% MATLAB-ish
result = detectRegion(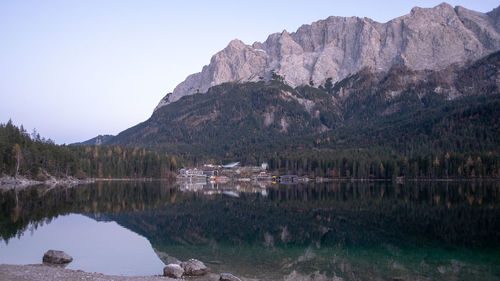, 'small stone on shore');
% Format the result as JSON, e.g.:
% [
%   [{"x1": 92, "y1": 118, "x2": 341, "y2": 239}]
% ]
[
  {"x1": 219, "y1": 273, "x2": 242, "y2": 281},
  {"x1": 42, "y1": 250, "x2": 73, "y2": 264},
  {"x1": 163, "y1": 264, "x2": 184, "y2": 278},
  {"x1": 180, "y1": 259, "x2": 208, "y2": 276}
]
